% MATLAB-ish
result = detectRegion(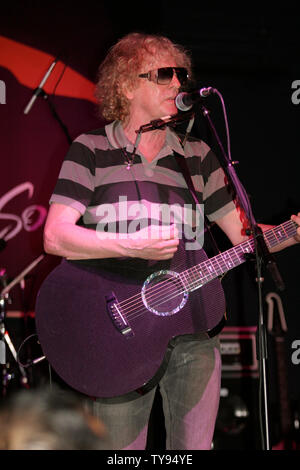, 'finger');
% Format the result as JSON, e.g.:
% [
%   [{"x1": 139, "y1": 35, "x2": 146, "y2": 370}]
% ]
[
  {"x1": 160, "y1": 224, "x2": 179, "y2": 240},
  {"x1": 157, "y1": 238, "x2": 179, "y2": 251},
  {"x1": 291, "y1": 214, "x2": 300, "y2": 224}
]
